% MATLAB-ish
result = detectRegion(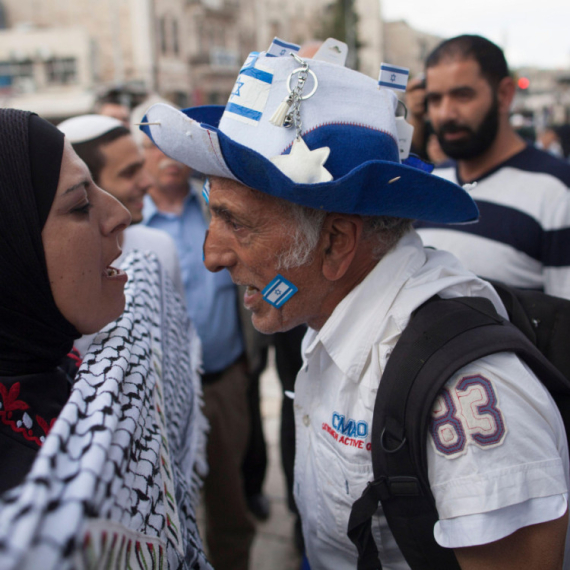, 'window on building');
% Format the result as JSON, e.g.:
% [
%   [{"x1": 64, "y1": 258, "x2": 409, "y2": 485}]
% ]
[
  {"x1": 172, "y1": 19, "x2": 179, "y2": 55},
  {"x1": 0, "y1": 59, "x2": 34, "y2": 90},
  {"x1": 0, "y1": 61, "x2": 12, "y2": 88},
  {"x1": 208, "y1": 91, "x2": 222, "y2": 105},
  {"x1": 45, "y1": 58, "x2": 77, "y2": 85},
  {"x1": 160, "y1": 16, "x2": 168, "y2": 54},
  {"x1": 173, "y1": 91, "x2": 188, "y2": 108}
]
